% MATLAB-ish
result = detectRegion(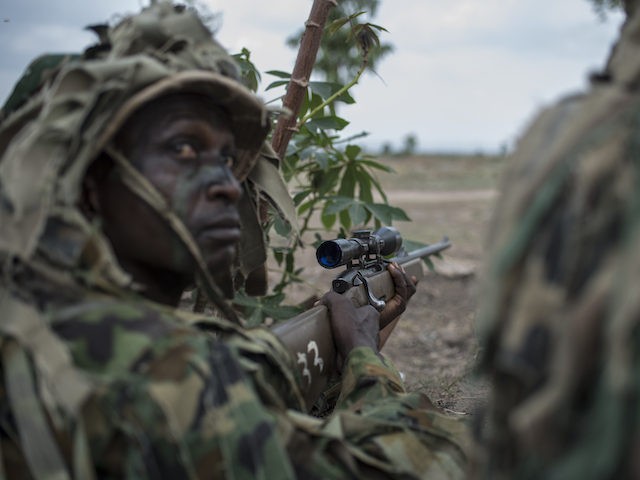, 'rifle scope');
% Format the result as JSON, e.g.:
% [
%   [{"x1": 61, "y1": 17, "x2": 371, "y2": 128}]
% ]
[{"x1": 316, "y1": 226, "x2": 402, "y2": 269}]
